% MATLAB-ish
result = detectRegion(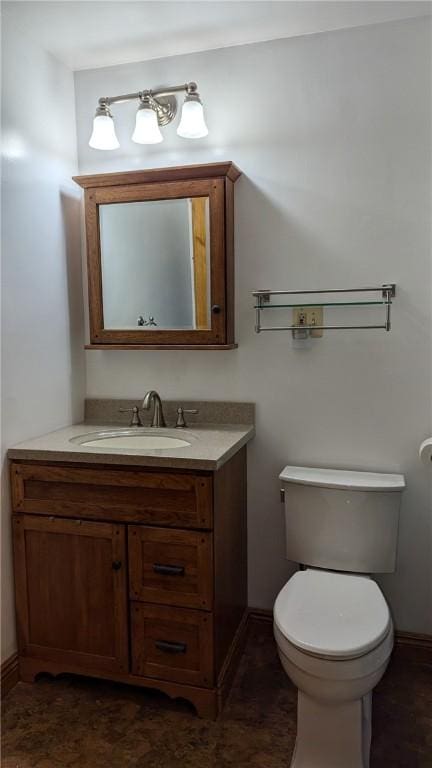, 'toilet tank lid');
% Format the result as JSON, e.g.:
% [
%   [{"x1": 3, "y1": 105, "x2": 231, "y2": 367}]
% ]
[{"x1": 279, "y1": 466, "x2": 406, "y2": 491}]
